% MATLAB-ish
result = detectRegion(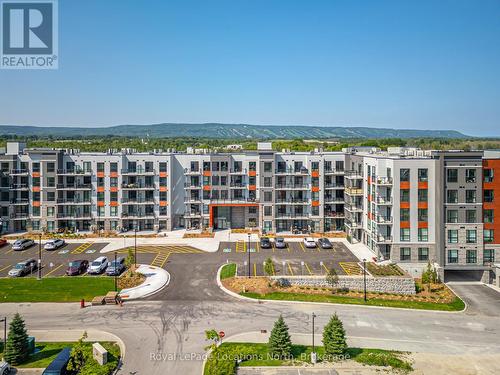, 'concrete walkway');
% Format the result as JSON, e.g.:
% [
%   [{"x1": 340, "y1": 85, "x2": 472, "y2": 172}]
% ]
[{"x1": 119, "y1": 264, "x2": 170, "y2": 300}]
